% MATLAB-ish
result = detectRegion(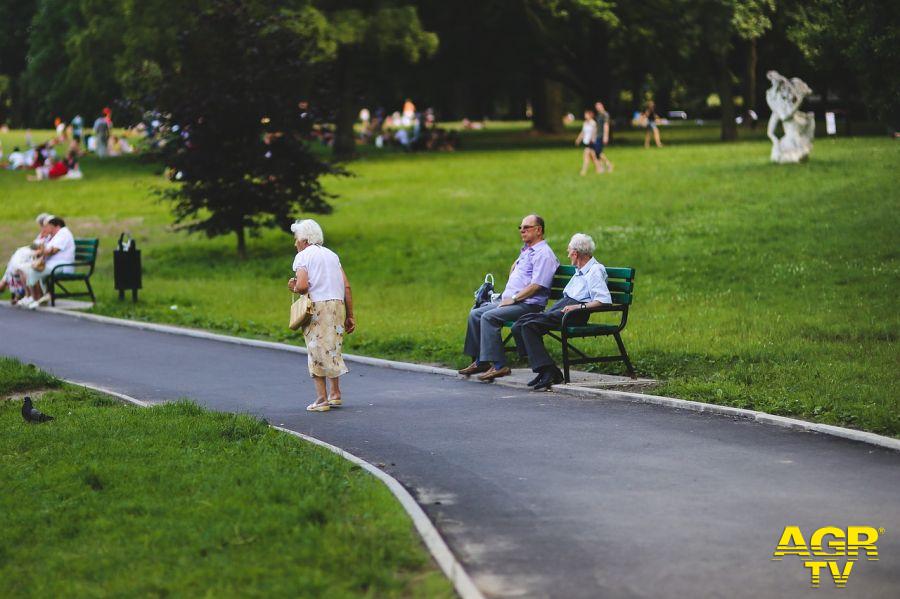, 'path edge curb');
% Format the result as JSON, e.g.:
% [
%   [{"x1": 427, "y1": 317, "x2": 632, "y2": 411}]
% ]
[
  {"x1": 66, "y1": 379, "x2": 484, "y2": 599},
  {"x1": 552, "y1": 384, "x2": 900, "y2": 452},
  {"x1": 36, "y1": 306, "x2": 899, "y2": 453}
]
